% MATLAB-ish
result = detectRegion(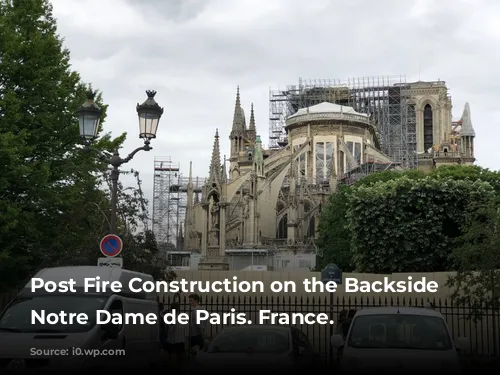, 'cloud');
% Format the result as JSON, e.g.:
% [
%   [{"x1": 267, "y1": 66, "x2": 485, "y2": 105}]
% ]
[
  {"x1": 51, "y1": 0, "x2": 500, "y2": 219},
  {"x1": 124, "y1": 0, "x2": 210, "y2": 22}
]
